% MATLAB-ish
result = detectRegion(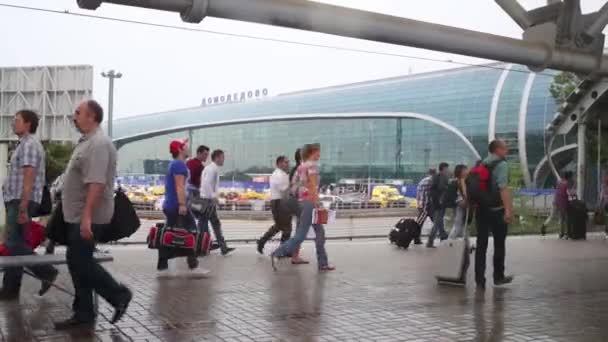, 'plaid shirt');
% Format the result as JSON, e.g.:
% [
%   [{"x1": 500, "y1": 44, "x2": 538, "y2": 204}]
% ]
[
  {"x1": 2, "y1": 134, "x2": 45, "y2": 204},
  {"x1": 416, "y1": 175, "x2": 433, "y2": 210}
]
